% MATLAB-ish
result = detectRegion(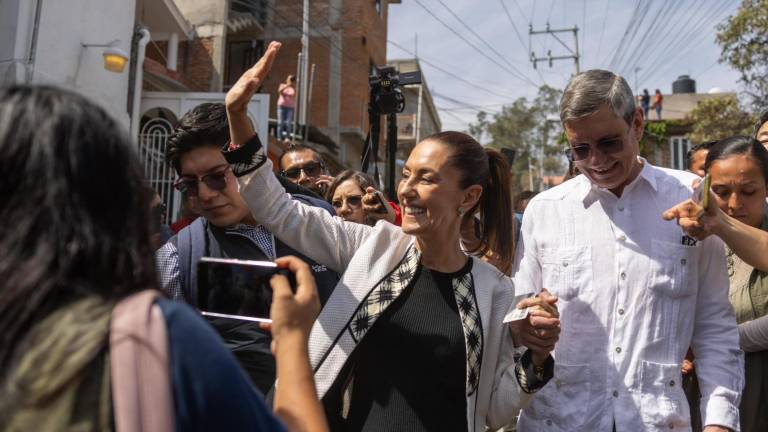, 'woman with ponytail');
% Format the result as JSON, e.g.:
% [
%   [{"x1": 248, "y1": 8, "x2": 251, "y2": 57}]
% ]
[{"x1": 221, "y1": 41, "x2": 560, "y2": 432}]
